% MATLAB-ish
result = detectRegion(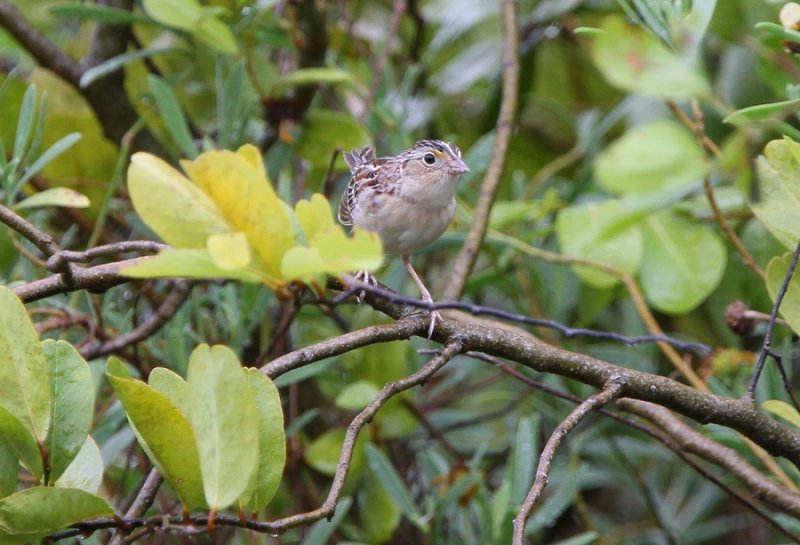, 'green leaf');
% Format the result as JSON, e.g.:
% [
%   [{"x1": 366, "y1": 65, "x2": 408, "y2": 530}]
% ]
[
  {"x1": 507, "y1": 415, "x2": 539, "y2": 507},
  {"x1": 364, "y1": 443, "x2": 427, "y2": 530},
  {"x1": 80, "y1": 47, "x2": 172, "y2": 89},
  {"x1": 148, "y1": 367, "x2": 189, "y2": 415},
  {"x1": 640, "y1": 211, "x2": 726, "y2": 314},
  {"x1": 240, "y1": 369, "x2": 285, "y2": 511},
  {"x1": 295, "y1": 110, "x2": 372, "y2": 177},
  {"x1": 0, "y1": 287, "x2": 51, "y2": 443},
  {"x1": 0, "y1": 404, "x2": 40, "y2": 480},
  {"x1": 106, "y1": 357, "x2": 205, "y2": 509},
  {"x1": 13, "y1": 85, "x2": 35, "y2": 162},
  {"x1": 148, "y1": 75, "x2": 199, "y2": 158},
  {"x1": 55, "y1": 436, "x2": 103, "y2": 494},
  {"x1": 360, "y1": 470, "x2": 402, "y2": 544},
  {"x1": 218, "y1": 62, "x2": 247, "y2": 149},
  {"x1": 595, "y1": 120, "x2": 706, "y2": 195},
  {"x1": 766, "y1": 253, "x2": 800, "y2": 336},
  {"x1": 193, "y1": 12, "x2": 238, "y2": 54},
  {"x1": 42, "y1": 340, "x2": 93, "y2": 483},
  {"x1": 555, "y1": 200, "x2": 643, "y2": 288},
  {"x1": 142, "y1": 0, "x2": 203, "y2": 29},
  {"x1": 589, "y1": 16, "x2": 710, "y2": 100},
  {"x1": 552, "y1": 532, "x2": 601, "y2": 545},
  {"x1": 18, "y1": 133, "x2": 82, "y2": 186},
  {"x1": 756, "y1": 21, "x2": 800, "y2": 46},
  {"x1": 724, "y1": 98, "x2": 800, "y2": 125},
  {"x1": 763, "y1": 399, "x2": 800, "y2": 428},
  {"x1": 0, "y1": 443, "x2": 15, "y2": 499},
  {"x1": 14, "y1": 188, "x2": 90, "y2": 210},
  {"x1": 126, "y1": 152, "x2": 231, "y2": 248},
  {"x1": 752, "y1": 138, "x2": 800, "y2": 251},
  {"x1": 0, "y1": 487, "x2": 113, "y2": 537},
  {"x1": 334, "y1": 381, "x2": 380, "y2": 411},
  {"x1": 305, "y1": 428, "x2": 365, "y2": 477},
  {"x1": 49, "y1": 4, "x2": 154, "y2": 25},
  {"x1": 186, "y1": 345, "x2": 258, "y2": 510},
  {"x1": 301, "y1": 496, "x2": 353, "y2": 545},
  {"x1": 273, "y1": 68, "x2": 353, "y2": 91}
]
